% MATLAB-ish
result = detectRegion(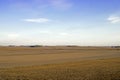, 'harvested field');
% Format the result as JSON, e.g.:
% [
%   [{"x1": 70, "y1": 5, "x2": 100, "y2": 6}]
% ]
[
  {"x1": 0, "y1": 46, "x2": 120, "y2": 80},
  {"x1": 0, "y1": 57, "x2": 120, "y2": 80},
  {"x1": 0, "y1": 46, "x2": 120, "y2": 67}
]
